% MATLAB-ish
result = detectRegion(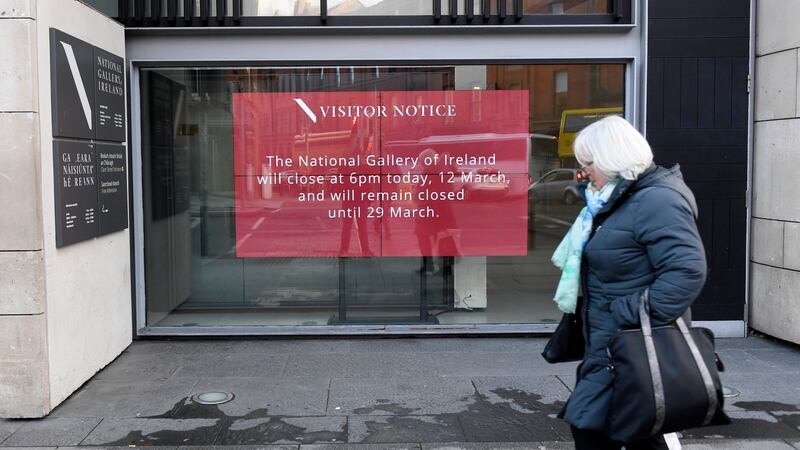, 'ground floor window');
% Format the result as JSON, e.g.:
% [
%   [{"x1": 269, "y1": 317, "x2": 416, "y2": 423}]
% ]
[{"x1": 139, "y1": 63, "x2": 624, "y2": 329}]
